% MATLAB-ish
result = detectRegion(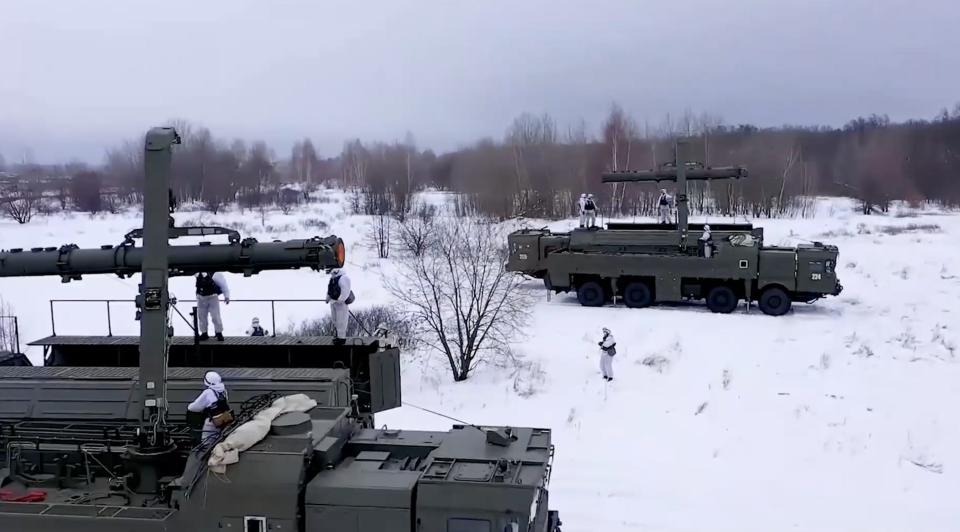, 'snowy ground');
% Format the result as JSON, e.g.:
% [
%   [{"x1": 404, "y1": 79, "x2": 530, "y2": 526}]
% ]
[{"x1": 2, "y1": 194, "x2": 959, "y2": 532}]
